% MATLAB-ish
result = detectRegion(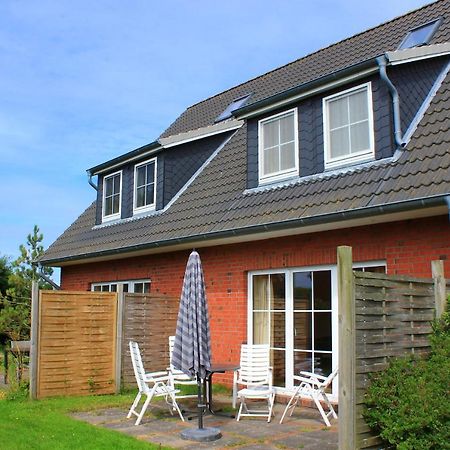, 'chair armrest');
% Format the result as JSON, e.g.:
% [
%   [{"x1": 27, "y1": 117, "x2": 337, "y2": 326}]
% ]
[
  {"x1": 293, "y1": 375, "x2": 321, "y2": 387},
  {"x1": 145, "y1": 371, "x2": 169, "y2": 382},
  {"x1": 299, "y1": 371, "x2": 327, "y2": 381}
]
